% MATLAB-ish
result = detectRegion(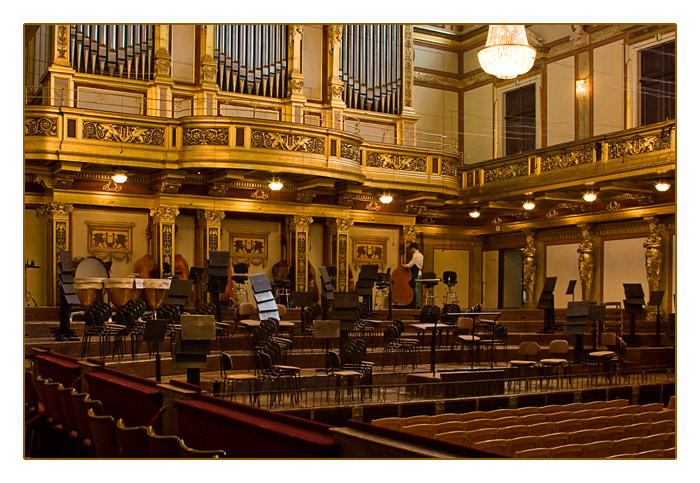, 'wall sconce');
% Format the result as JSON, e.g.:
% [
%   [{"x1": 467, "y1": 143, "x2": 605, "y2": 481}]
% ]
[
  {"x1": 654, "y1": 180, "x2": 671, "y2": 192},
  {"x1": 576, "y1": 79, "x2": 588, "y2": 96},
  {"x1": 379, "y1": 193, "x2": 393, "y2": 204},
  {"x1": 111, "y1": 172, "x2": 128, "y2": 184},
  {"x1": 469, "y1": 207, "x2": 481, "y2": 218},
  {"x1": 522, "y1": 200, "x2": 535, "y2": 210},
  {"x1": 268, "y1": 178, "x2": 283, "y2": 191},
  {"x1": 583, "y1": 190, "x2": 597, "y2": 202}
]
